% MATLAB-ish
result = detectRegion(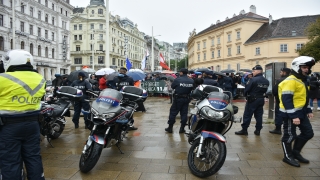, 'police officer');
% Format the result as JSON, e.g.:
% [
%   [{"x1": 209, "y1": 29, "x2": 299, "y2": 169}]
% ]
[
  {"x1": 235, "y1": 65, "x2": 269, "y2": 136},
  {"x1": 279, "y1": 56, "x2": 315, "y2": 167},
  {"x1": 203, "y1": 71, "x2": 218, "y2": 86},
  {"x1": 0, "y1": 50, "x2": 45, "y2": 179},
  {"x1": 71, "y1": 72, "x2": 92, "y2": 128},
  {"x1": 270, "y1": 67, "x2": 291, "y2": 134},
  {"x1": 165, "y1": 68, "x2": 194, "y2": 133}
]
